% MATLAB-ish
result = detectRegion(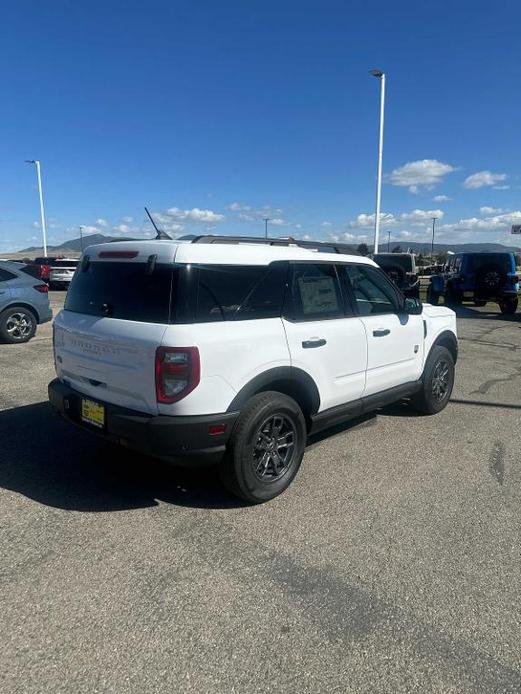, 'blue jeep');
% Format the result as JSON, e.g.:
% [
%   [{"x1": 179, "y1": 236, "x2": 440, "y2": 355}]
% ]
[{"x1": 427, "y1": 252, "x2": 519, "y2": 314}]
